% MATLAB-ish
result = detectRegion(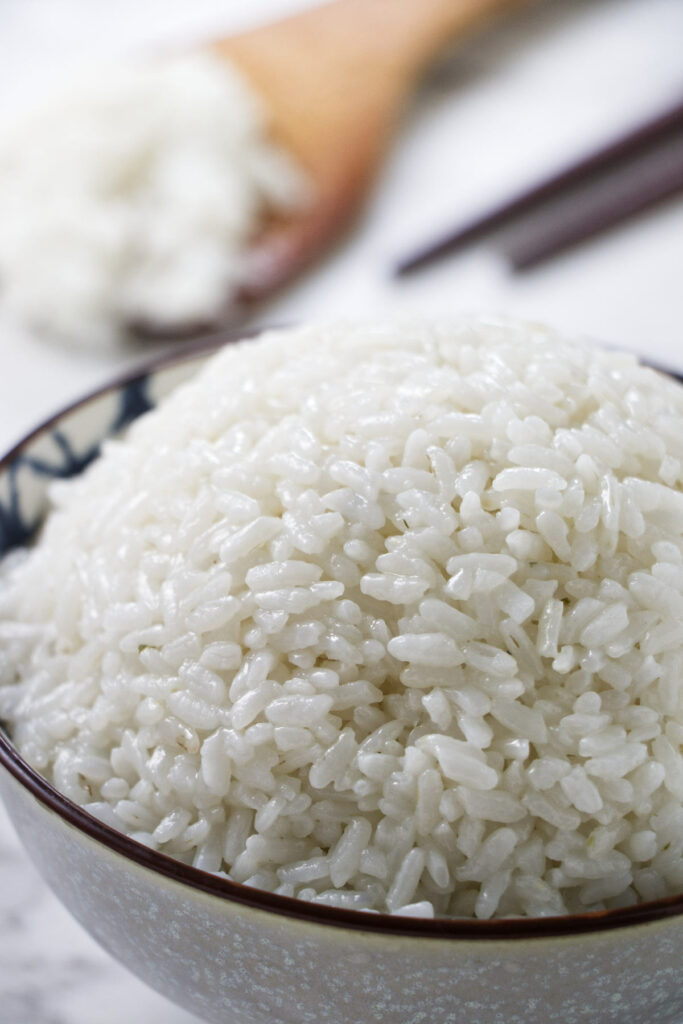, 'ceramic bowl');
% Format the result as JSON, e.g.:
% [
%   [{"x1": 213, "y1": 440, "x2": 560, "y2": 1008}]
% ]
[{"x1": 0, "y1": 338, "x2": 682, "y2": 1024}]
